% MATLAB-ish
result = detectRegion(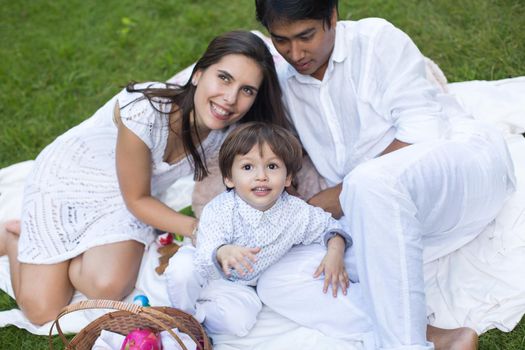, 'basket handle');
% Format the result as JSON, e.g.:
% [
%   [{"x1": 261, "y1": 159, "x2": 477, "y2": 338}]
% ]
[{"x1": 49, "y1": 299, "x2": 198, "y2": 350}]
